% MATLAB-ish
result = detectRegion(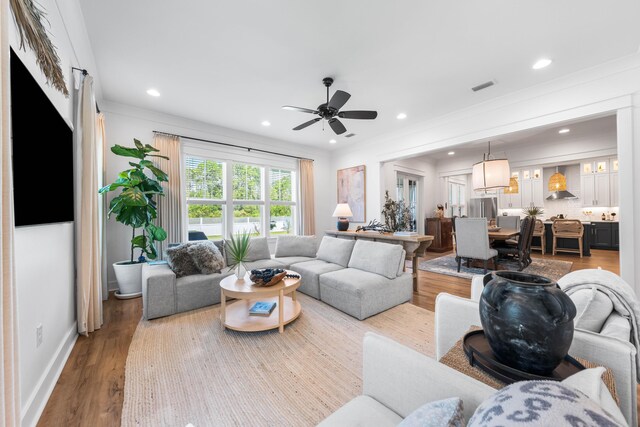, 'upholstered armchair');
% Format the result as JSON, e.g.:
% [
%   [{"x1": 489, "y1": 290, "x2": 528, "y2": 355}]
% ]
[{"x1": 454, "y1": 218, "x2": 498, "y2": 274}]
